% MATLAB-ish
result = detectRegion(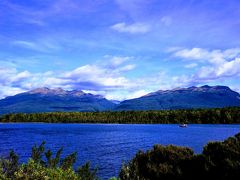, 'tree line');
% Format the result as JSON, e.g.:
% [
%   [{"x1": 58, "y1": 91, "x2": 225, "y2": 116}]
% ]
[{"x1": 0, "y1": 107, "x2": 240, "y2": 124}]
